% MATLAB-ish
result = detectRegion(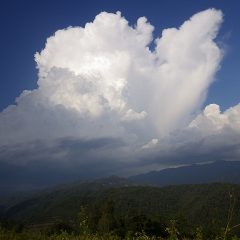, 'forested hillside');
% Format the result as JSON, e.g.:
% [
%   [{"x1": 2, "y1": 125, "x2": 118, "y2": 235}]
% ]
[{"x1": 1, "y1": 178, "x2": 240, "y2": 239}]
